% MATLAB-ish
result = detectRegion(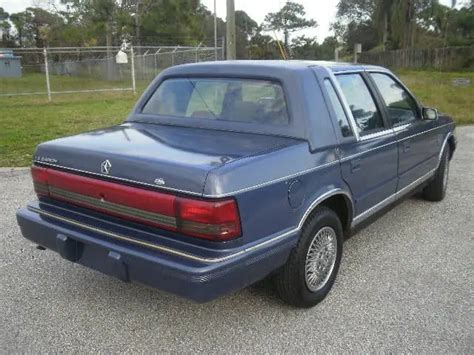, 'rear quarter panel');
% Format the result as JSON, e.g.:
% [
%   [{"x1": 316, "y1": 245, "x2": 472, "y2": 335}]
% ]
[{"x1": 205, "y1": 142, "x2": 353, "y2": 247}]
